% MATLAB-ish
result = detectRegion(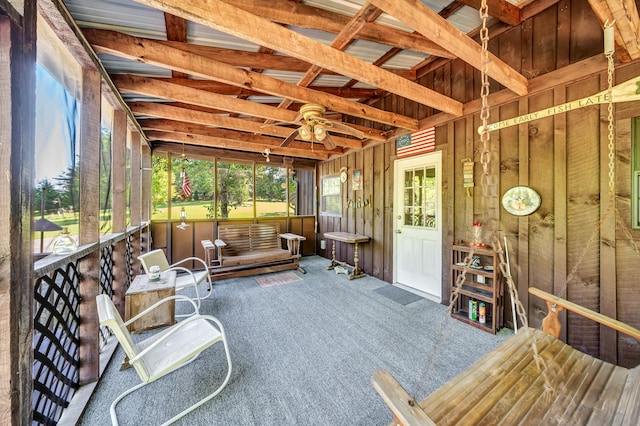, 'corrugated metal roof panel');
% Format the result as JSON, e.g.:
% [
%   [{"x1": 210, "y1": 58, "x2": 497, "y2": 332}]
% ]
[
  {"x1": 98, "y1": 54, "x2": 171, "y2": 77},
  {"x1": 66, "y1": 0, "x2": 167, "y2": 39}
]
